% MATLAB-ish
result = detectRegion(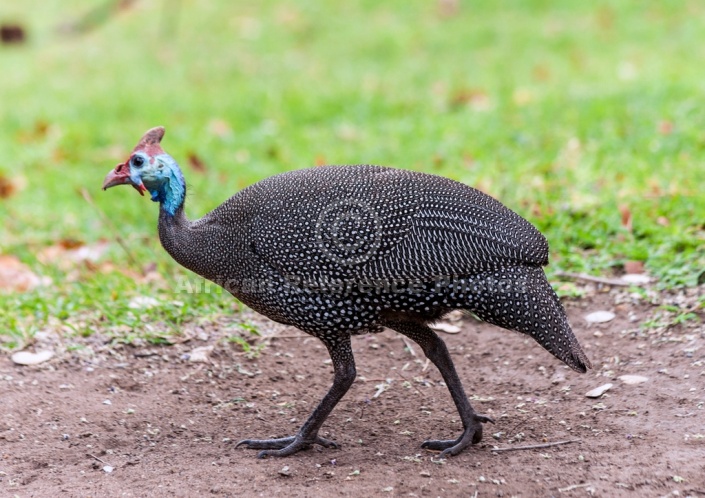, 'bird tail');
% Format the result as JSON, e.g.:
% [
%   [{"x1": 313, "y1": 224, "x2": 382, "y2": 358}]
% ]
[{"x1": 467, "y1": 266, "x2": 591, "y2": 373}]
